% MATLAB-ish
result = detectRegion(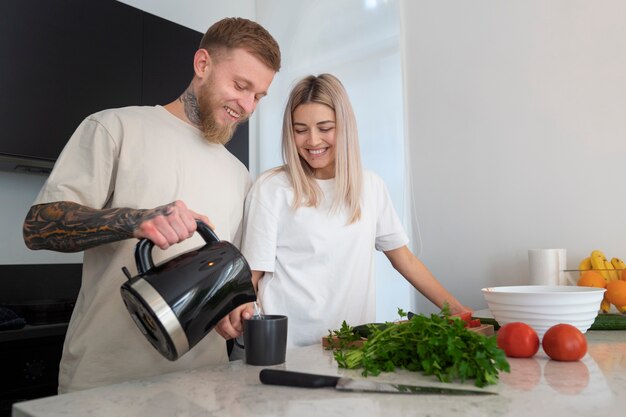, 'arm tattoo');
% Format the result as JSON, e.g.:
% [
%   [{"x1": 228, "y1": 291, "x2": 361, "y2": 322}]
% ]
[
  {"x1": 23, "y1": 201, "x2": 174, "y2": 253},
  {"x1": 179, "y1": 86, "x2": 202, "y2": 126}
]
